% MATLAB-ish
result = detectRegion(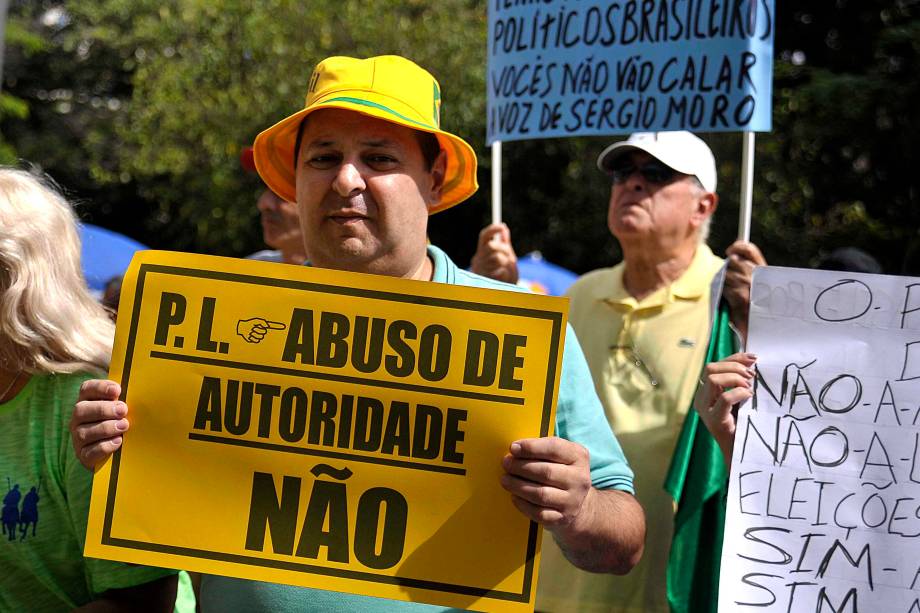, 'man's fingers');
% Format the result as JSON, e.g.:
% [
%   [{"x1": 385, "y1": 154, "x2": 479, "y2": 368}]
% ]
[
  {"x1": 704, "y1": 359, "x2": 754, "y2": 375},
  {"x1": 71, "y1": 399, "x2": 128, "y2": 428},
  {"x1": 509, "y1": 495, "x2": 566, "y2": 526},
  {"x1": 502, "y1": 456, "x2": 572, "y2": 488},
  {"x1": 266, "y1": 320, "x2": 286, "y2": 330},
  {"x1": 77, "y1": 437, "x2": 124, "y2": 470},
  {"x1": 509, "y1": 437, "x2": 587, "y2": 465},
  {"x1": 78, "y1": 379, "x2": 121, "y2": 403},
  {"x1": 697, "y1": 387, "x2": 752, "y2": 425},
  {"x1": 477, "y1": 223, "x2": 506, "y2": 247},
  {"x1": 71, "y1": 410, "x2": 129, "y2": 471},
  {"x1": 72, "y1": 417, "x2": 130, "y2": 447},
  {"x1": 705, "y1": 352, "x2": 757, "y2": 370},
  {"x1": 725, "y1": 259, "x2": 757, "y2": 284},
  {"x1": 715, "y1": 388, "x2": 753, "y2": 414},
  {"x1": 70, "y1": 391, "x2": 131, "y2": 472},
  {"x1": 481, "y1": 250, "x2": 512, "y2": 268},
  {"x1": 483, "y1": 261, "x2": 513, "y2": 277},
  {"x1": 501, "y1": 473, "x2": 568, "y2": 509},
  {"x1": 726, "y1": 257, "x2": 755, "y2": 273},
  {"x1": 697, "y1": 354, "x2": 757, "y2": 412},
  {"x1": 471, "y1": 224, "x2": 518, "y2": 283},
  {"x1": 704, "y1": 360, "x2": 755, "y2": 379},
  {"x1": 708, "y1": 372, "x2": 752, "y2": 390},
  {"x1": 726, "y1": 241, "x2": 766, "y2": 265}
]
